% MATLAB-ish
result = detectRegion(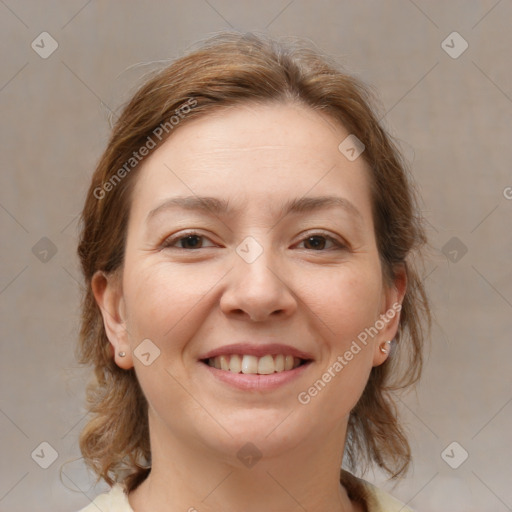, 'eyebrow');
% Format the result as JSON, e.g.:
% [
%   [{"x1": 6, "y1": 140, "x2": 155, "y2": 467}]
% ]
[{"x1": 146, "y1": 194, "x2": 364, "y2": 224}]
